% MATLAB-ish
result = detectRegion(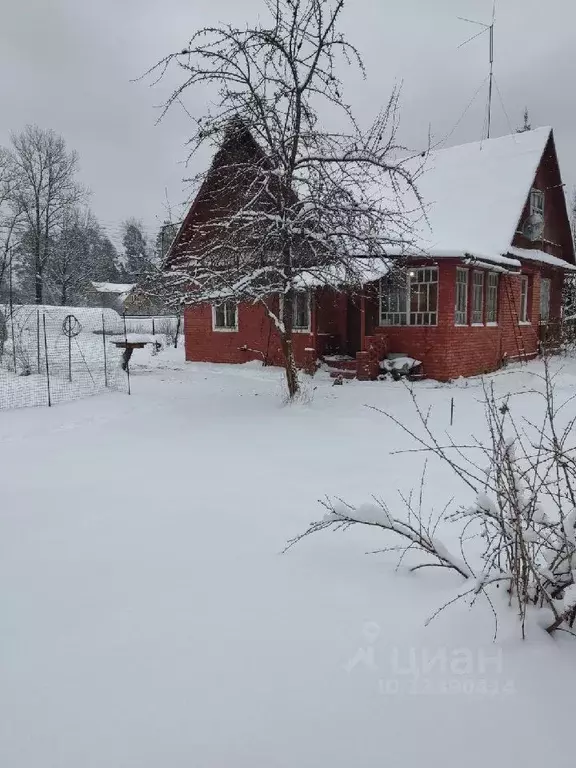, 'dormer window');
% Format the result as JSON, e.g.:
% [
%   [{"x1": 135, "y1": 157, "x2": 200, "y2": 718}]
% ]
[{"x1": 530, "y1": 188, "x2": 544, "y2": 217}]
